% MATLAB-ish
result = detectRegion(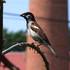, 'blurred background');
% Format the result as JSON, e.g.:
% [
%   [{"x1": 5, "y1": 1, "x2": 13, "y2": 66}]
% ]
[
  {"x1": 3, "y1": 0, "x2": 29, "y2": 51},
  {"x1": 3, "y1": 0, "x2": 70, "y2": 51},
  {"x1": 1, "y1": 0, "x2": 70, "y2": 70}
]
